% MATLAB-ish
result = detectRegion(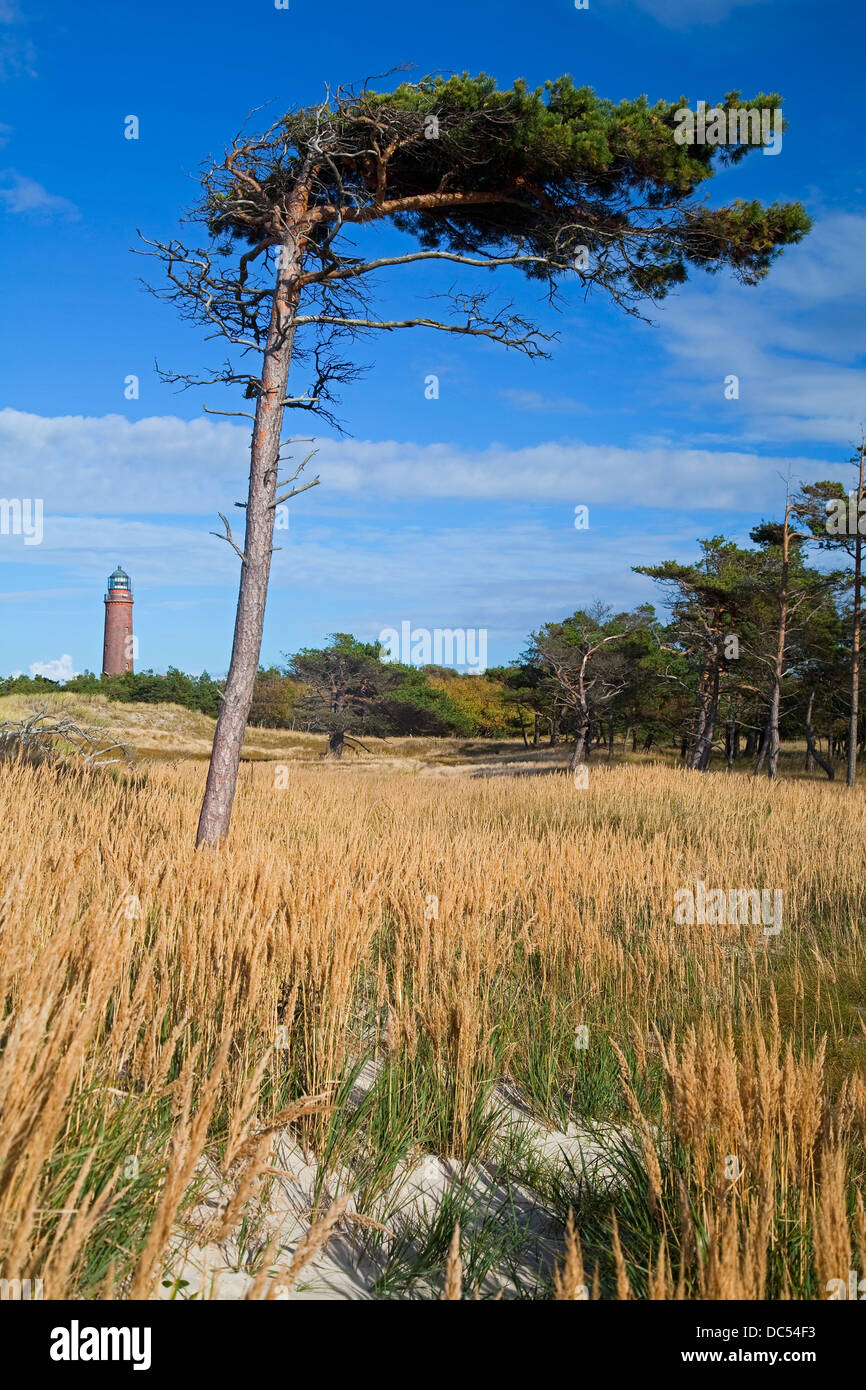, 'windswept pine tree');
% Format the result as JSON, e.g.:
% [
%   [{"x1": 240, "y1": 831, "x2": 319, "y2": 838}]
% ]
[
  {"x1": 285, "y1": 634, "x2": 469, "y2": 754},
  {"x1": 636, "y1": 539, "x2": 760, "y2": 771},
  {"x1": 795, "y1": 439, "x2": 866, "y2": 785},
  {"x1": 748, "y1": 506, "x2": 842, "y2": 780},
  {"x1": 143, "y1": 72, "x2": 810, "y2": 844},
  {"x1": 529, "y1": 604, "x2": 653, "y2": 769}
]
